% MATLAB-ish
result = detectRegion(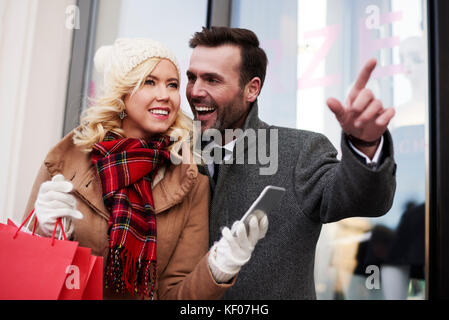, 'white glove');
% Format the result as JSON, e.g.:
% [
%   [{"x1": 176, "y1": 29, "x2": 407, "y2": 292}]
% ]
[
  {"x1": 208, "y1": 212, "x2": 268, "y2": 283},
  {"x1": 35, "y1": 174, "x2": 83, "y2": 238}
]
